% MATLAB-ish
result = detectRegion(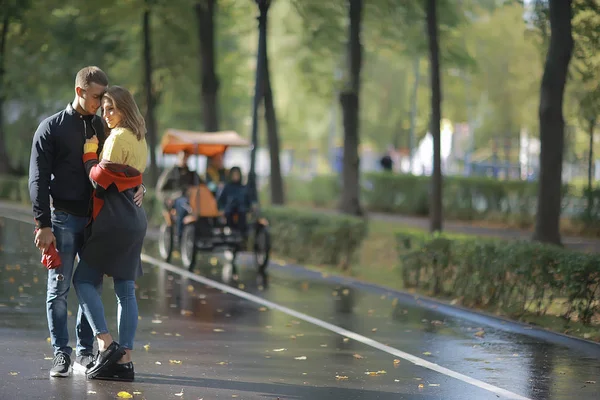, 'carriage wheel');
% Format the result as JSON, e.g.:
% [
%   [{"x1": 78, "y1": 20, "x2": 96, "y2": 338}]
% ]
[
  {"x1": 158, "y1": 223, "x2": 173, "y2": 262},
  {"x1": 254, "y1": 225, "x2": 271, "y2": 273},
  {"x1": 181, "y1": 224, "x2": 197, "y2": 271}
]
